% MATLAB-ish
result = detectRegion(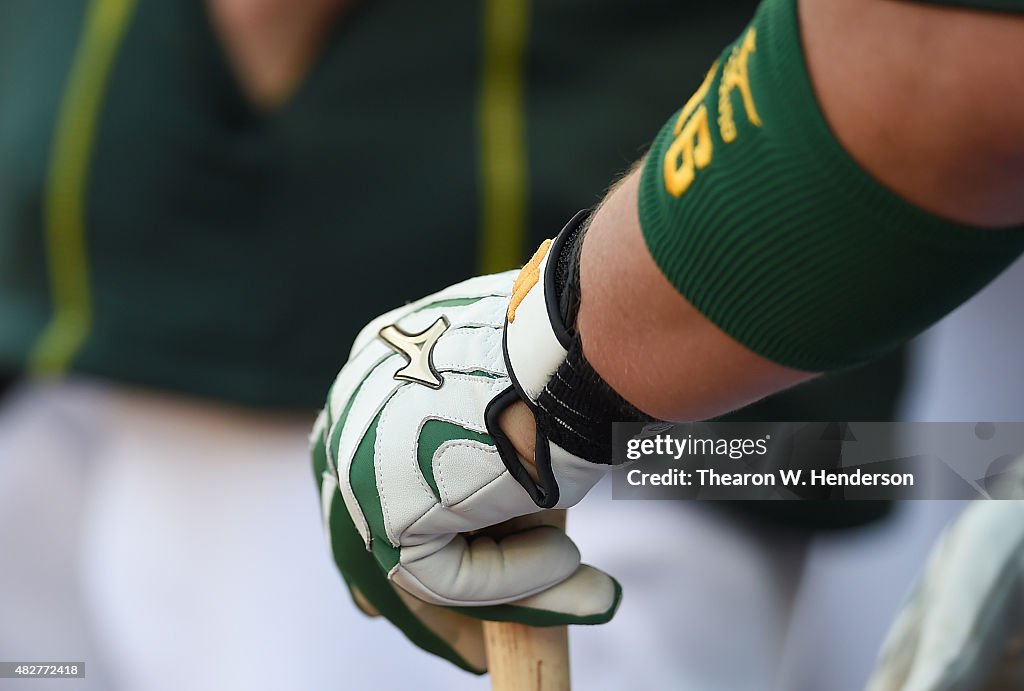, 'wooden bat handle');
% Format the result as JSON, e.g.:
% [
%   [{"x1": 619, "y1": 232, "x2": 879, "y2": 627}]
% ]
[
  {"x1": 484, "y1": 620, "x2": 569, "y2": 691},
  {"x1": 483, "y1": 510, "x2": 571, "y2": 691}
]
